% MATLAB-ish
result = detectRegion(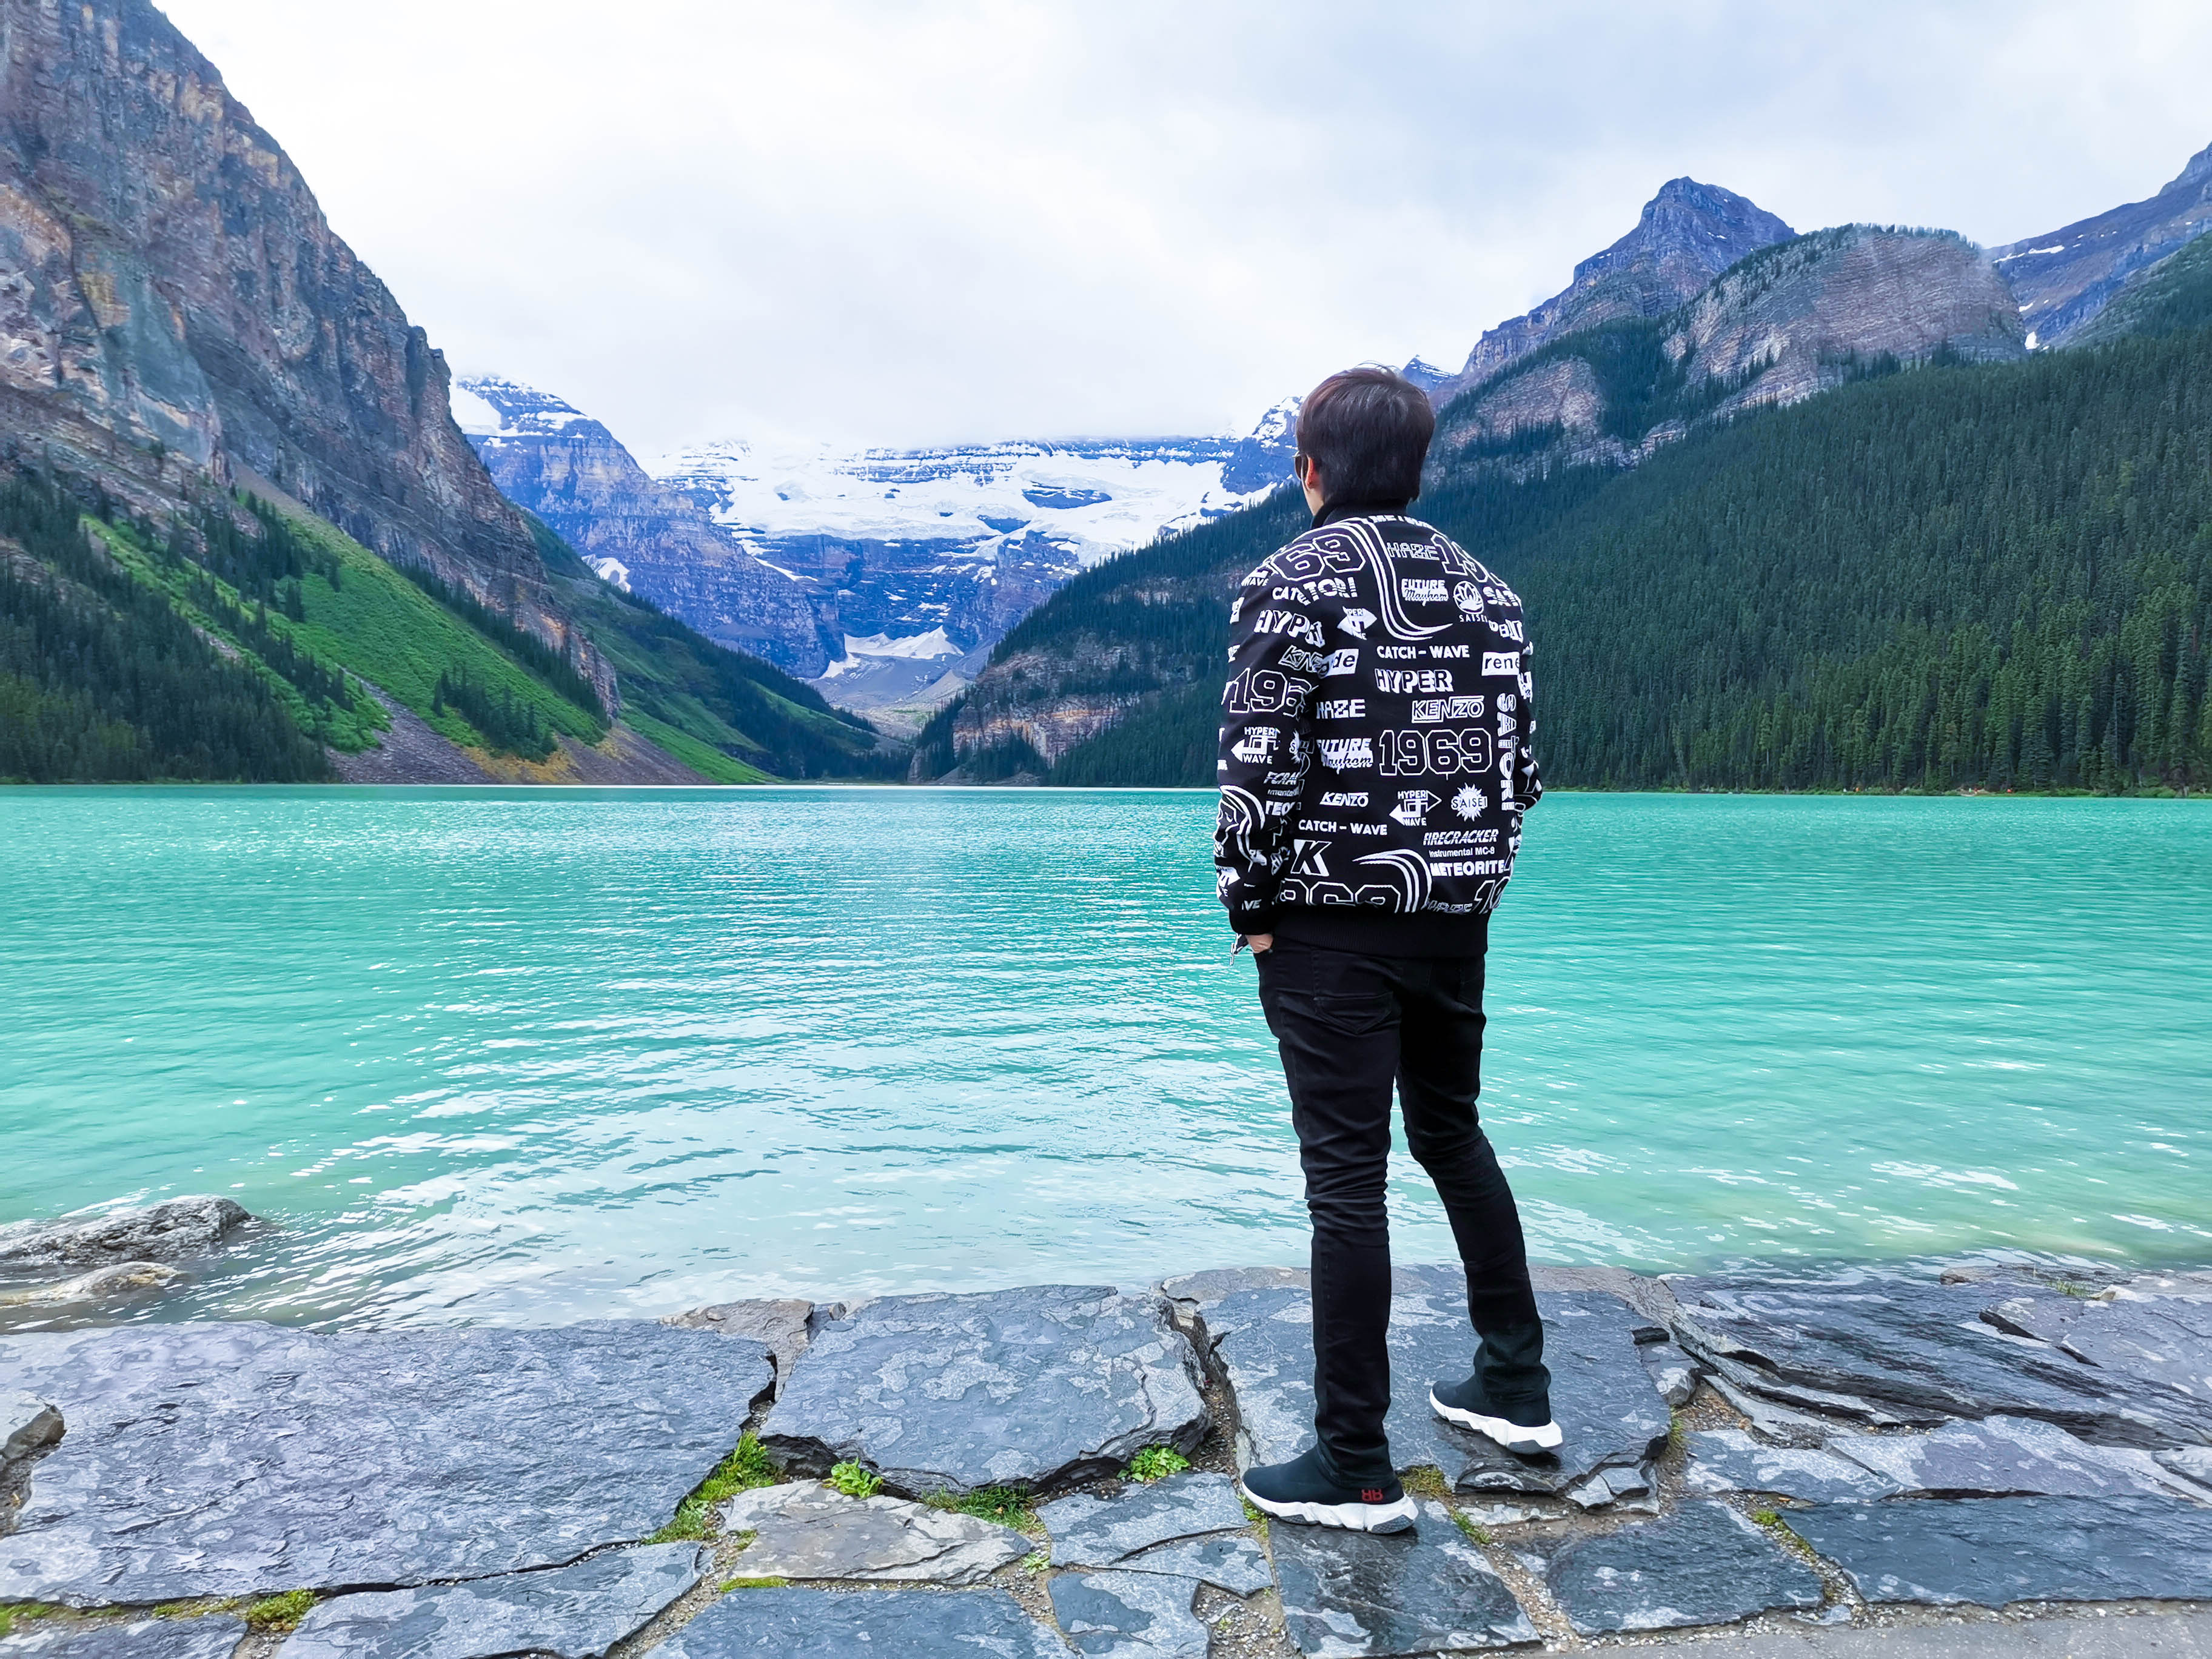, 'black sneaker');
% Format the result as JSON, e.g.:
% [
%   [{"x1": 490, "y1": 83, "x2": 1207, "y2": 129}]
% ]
[
  {"x1": 1239, "y1": 1446, "x2": 1416, "y2": 1533},
  {"x1": 1430, "y1": 1371, "x2": 1563, "y2": 1455}
]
